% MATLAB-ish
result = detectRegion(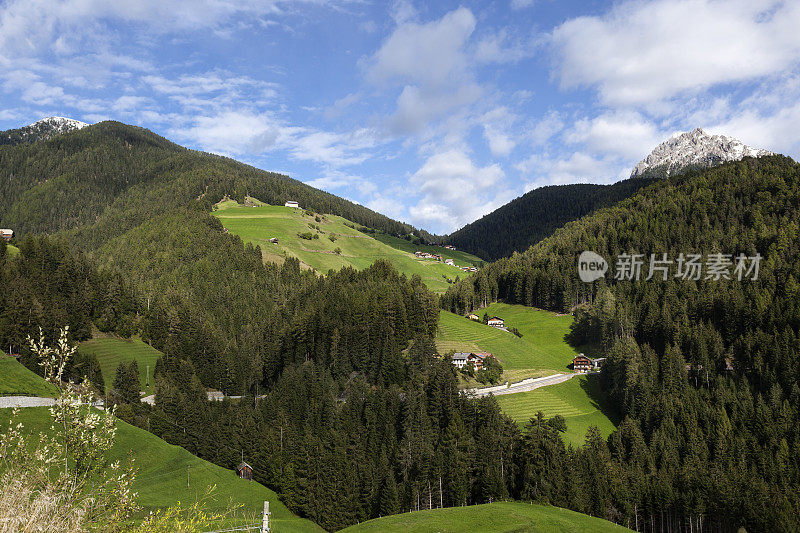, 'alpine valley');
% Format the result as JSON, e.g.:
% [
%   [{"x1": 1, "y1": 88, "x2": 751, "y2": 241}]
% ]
[{"x1": 1, "y1": 113, "x2": 798, "y2": 533}]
